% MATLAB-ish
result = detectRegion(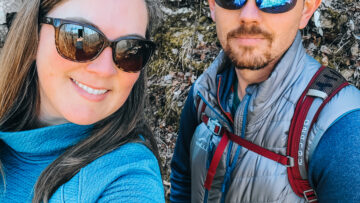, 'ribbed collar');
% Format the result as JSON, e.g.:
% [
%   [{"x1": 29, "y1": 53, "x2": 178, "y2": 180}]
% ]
[{"x1": 0, "y1": 123, "x2": 92, "y2": 155}]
